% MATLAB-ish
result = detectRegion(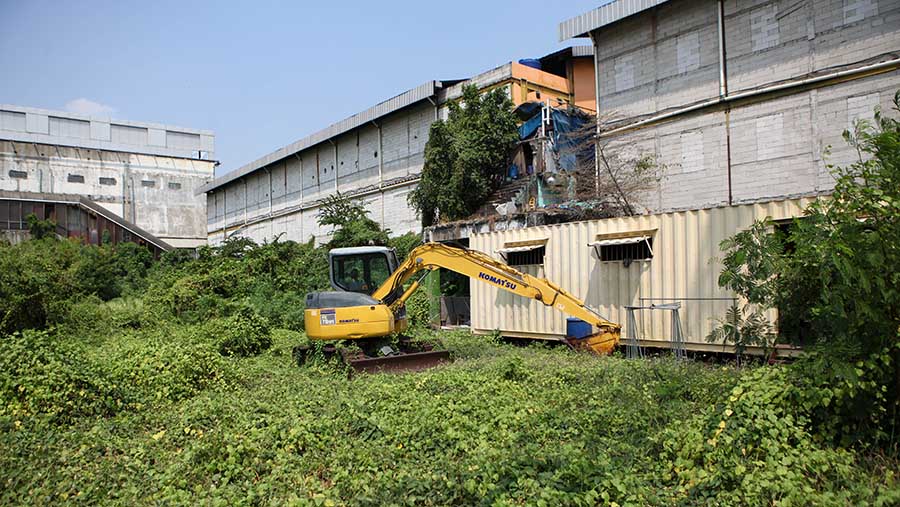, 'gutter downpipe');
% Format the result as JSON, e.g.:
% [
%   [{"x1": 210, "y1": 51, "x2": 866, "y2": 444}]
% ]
[
  {"x1": 598, "y1": 57, "x2": 900, "y2": 139},
  {"x1": 718, "y1": 0, "x2": 733, "y2": 205}
]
